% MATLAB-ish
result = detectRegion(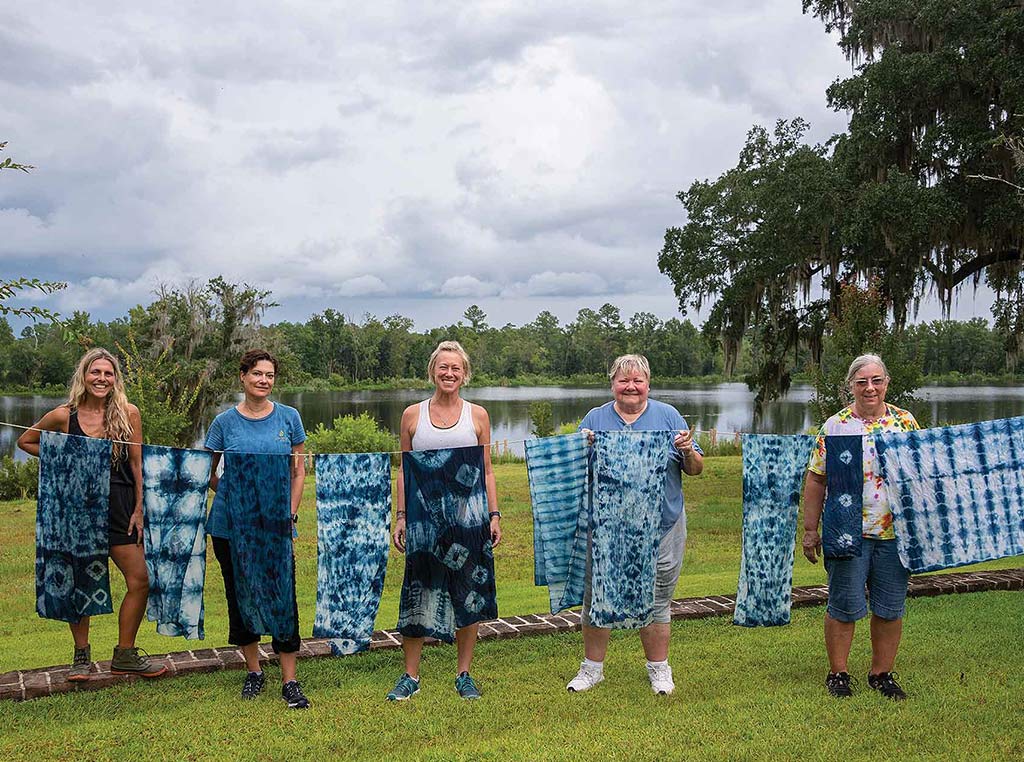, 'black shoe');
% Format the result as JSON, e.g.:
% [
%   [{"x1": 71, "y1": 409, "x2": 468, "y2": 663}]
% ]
[
  {"x1": 282, "y1": 679, "x2": 311, "y2": 709},
  {"x1": 825, "y1": 671, "x2": 853, "y2": 698},
  {"x1": 241, "y1": 671, "x2": 266, "y2": 700},
  {"x1": 868, "y1": 671, "x2": 907, "y2": 700}
]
